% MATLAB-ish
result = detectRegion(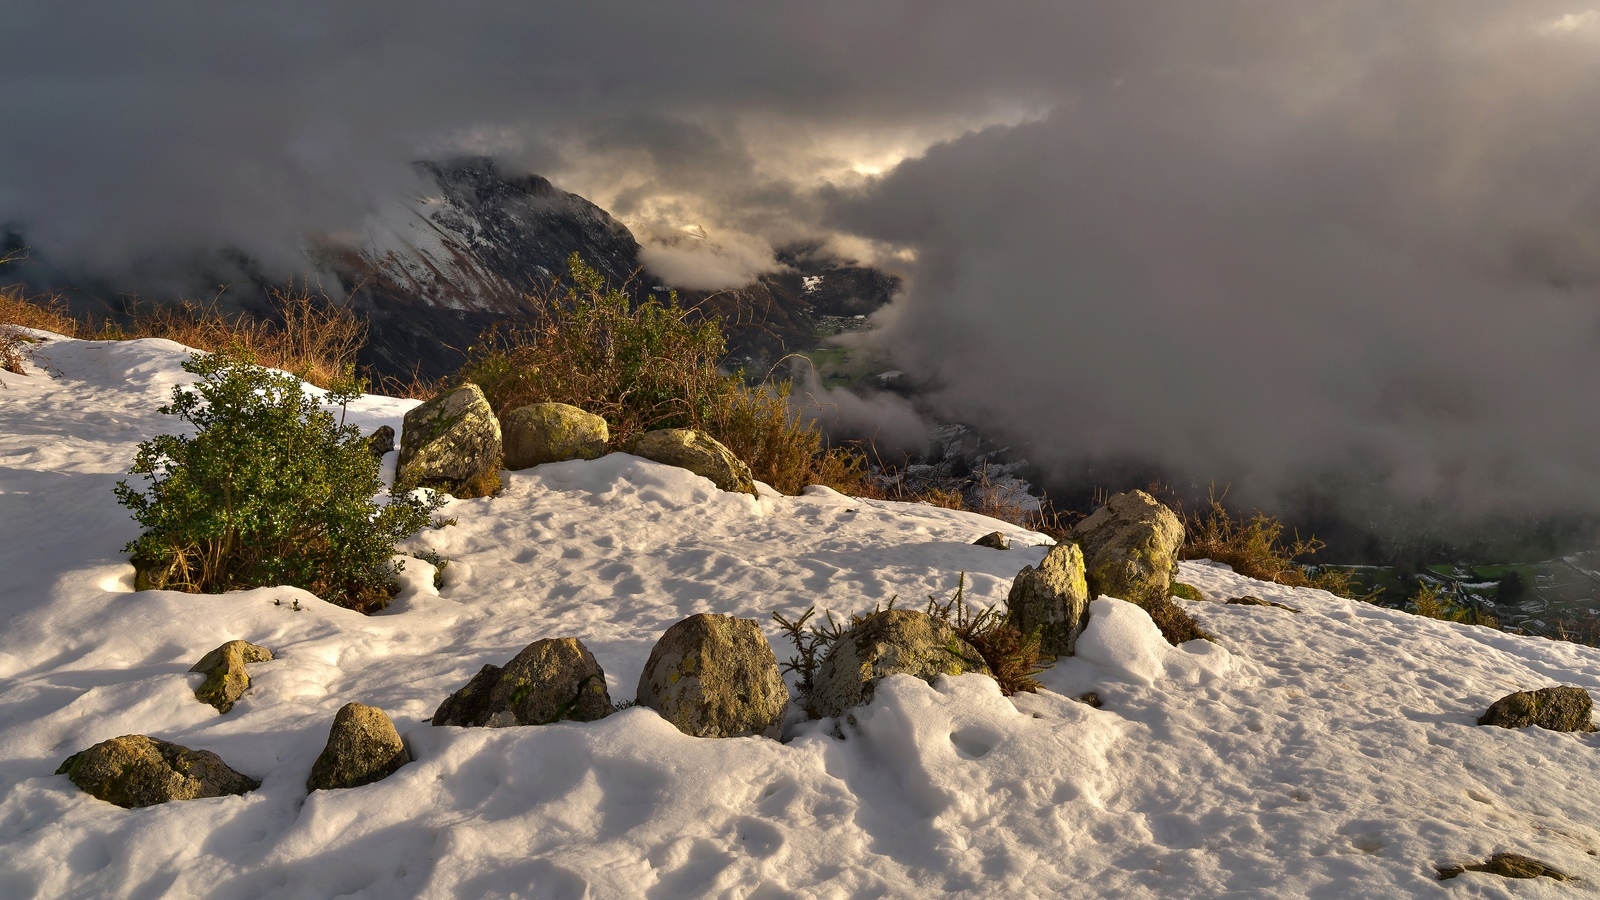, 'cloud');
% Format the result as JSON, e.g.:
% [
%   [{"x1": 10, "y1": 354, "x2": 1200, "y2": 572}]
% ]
[{"x1": 7, "y1": 1, "x2": 1600, "y2": 531}]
